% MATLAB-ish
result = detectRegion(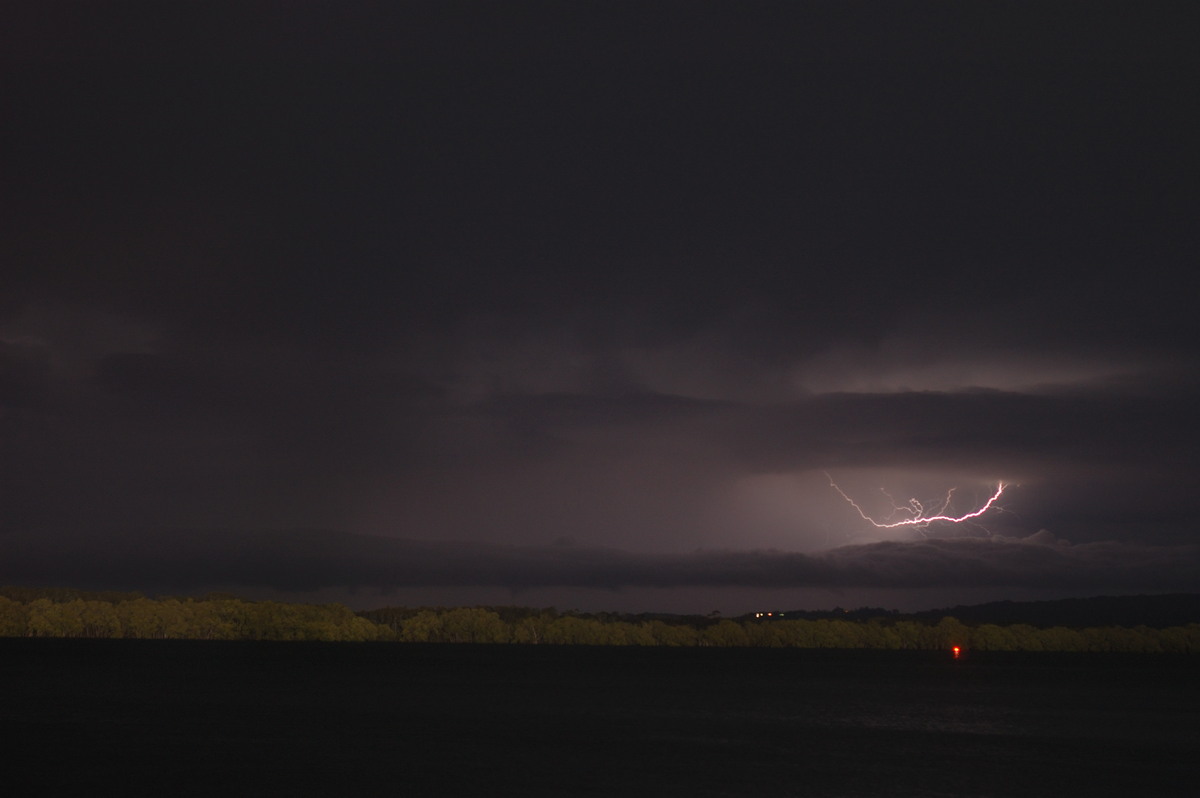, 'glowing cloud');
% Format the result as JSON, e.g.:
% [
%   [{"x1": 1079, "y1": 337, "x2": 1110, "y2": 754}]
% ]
[{"x1": 826, "y1": 473, "x2": 1007, "y2": 530}]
